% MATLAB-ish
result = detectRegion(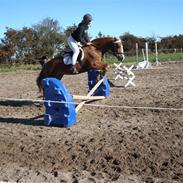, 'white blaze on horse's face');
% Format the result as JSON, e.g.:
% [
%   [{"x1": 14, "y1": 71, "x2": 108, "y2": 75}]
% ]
[{"x1": 114, "y1": 38, "x2": 125, "y2": 61}]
